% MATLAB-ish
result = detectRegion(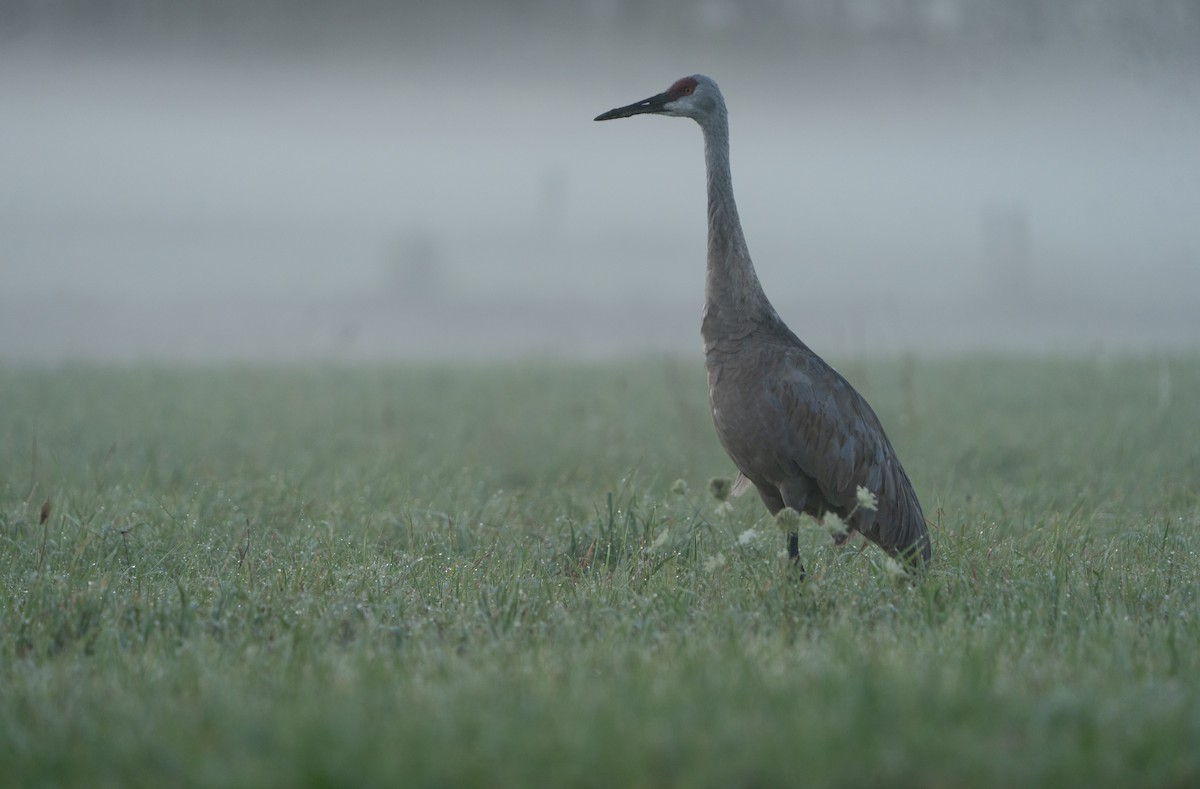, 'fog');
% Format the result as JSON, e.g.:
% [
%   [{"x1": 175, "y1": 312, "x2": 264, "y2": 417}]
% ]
[{"x1": 3, "y1": 2, "x2": 1198, "y2": 362}]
